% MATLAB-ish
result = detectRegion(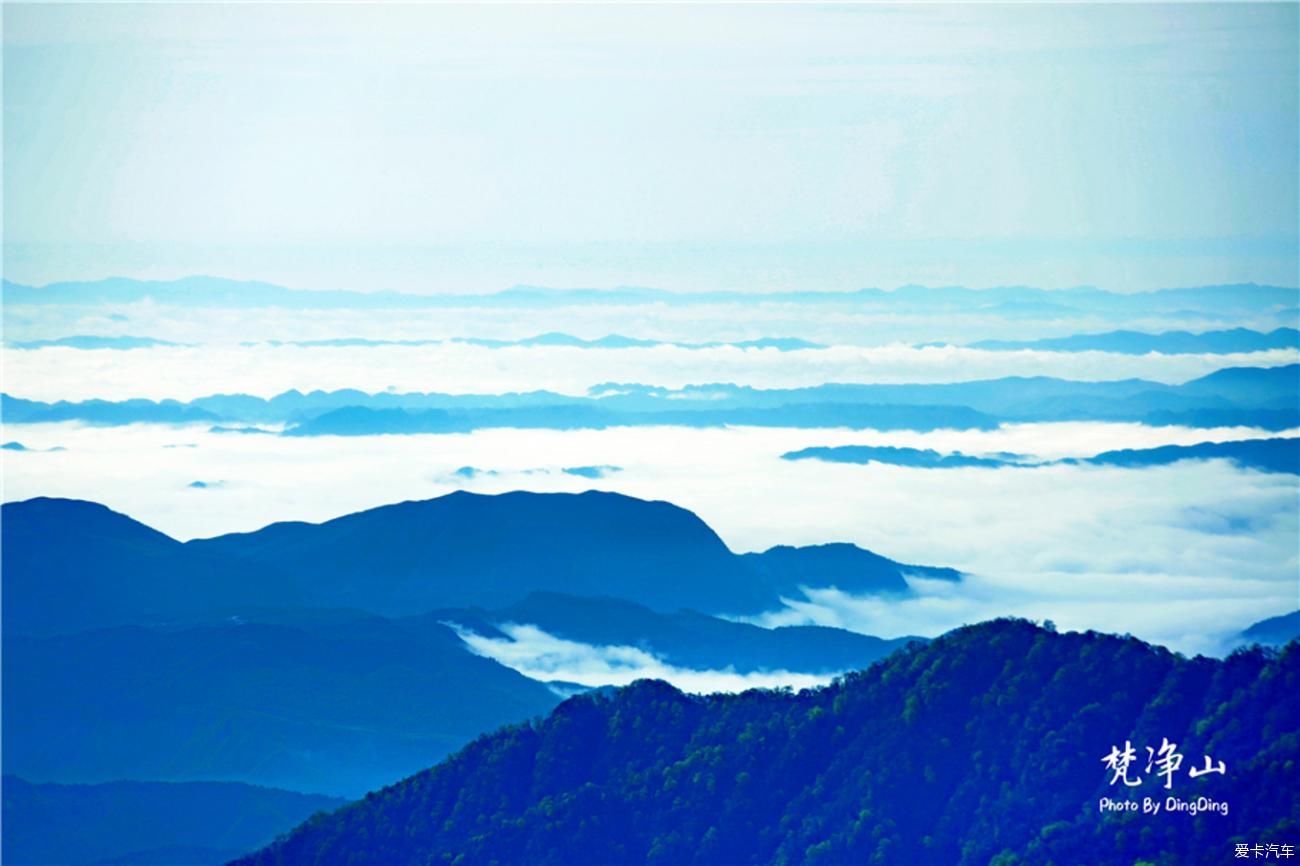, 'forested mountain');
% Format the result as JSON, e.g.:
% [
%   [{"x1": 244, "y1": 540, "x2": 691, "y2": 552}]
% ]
[
  {"x1": 5, "y1": 364, "x2": 1298, "y2": 432},
  {"x1": 2, "y1": 777, "x2": 344, "y2": 866},
  {"x1": 235, "y1": 620, "x2": 1299, "y2": 866},
  {"x1": 3, "y1": 492, "x2": 949, "y2": 635}
]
